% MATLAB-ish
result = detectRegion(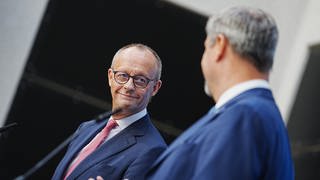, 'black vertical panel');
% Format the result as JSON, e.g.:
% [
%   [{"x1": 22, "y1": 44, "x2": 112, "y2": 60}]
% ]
[
  {"x1": 288, "y1": 44, "x2": 320, "y2": 180},
  {"x1": 0, "y1": 0, "x2": 210, "y2": 179}
]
